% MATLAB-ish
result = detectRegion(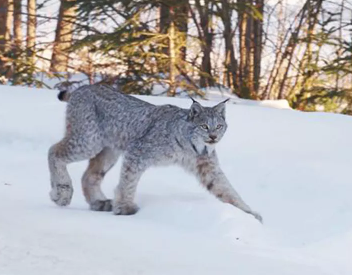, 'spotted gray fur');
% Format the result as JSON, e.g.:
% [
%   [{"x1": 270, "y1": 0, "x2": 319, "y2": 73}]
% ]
[{"x1": 48, "y1": 84, "x2": 262, "y2": 222}]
